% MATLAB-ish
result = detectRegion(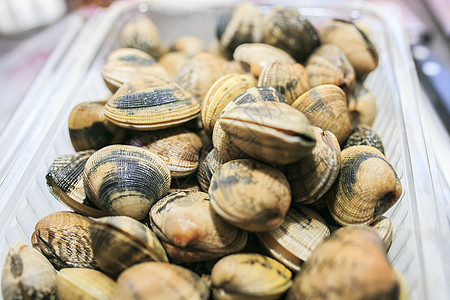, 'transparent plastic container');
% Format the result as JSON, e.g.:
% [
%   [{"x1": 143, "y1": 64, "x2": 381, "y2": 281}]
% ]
[{"x1": 0, "y1": 1, "x2": 448, "y2": 299}]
